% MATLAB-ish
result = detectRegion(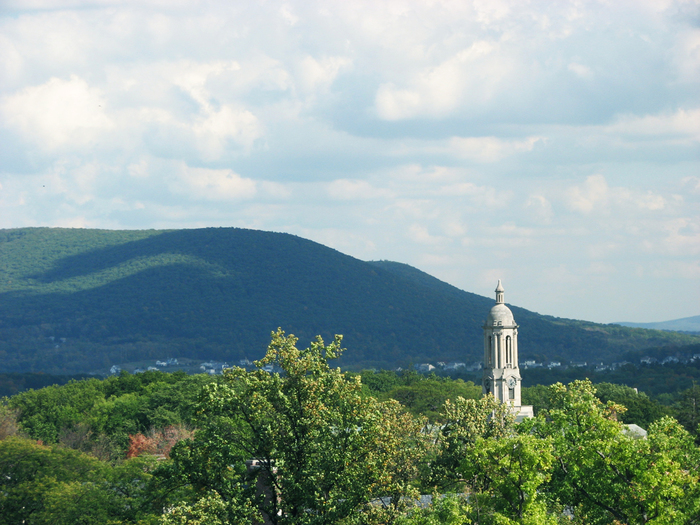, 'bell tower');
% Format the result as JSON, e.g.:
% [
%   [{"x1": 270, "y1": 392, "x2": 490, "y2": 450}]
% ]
[{"x1": 482, "y1": 280, "x2": 533, "y2": 420}]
